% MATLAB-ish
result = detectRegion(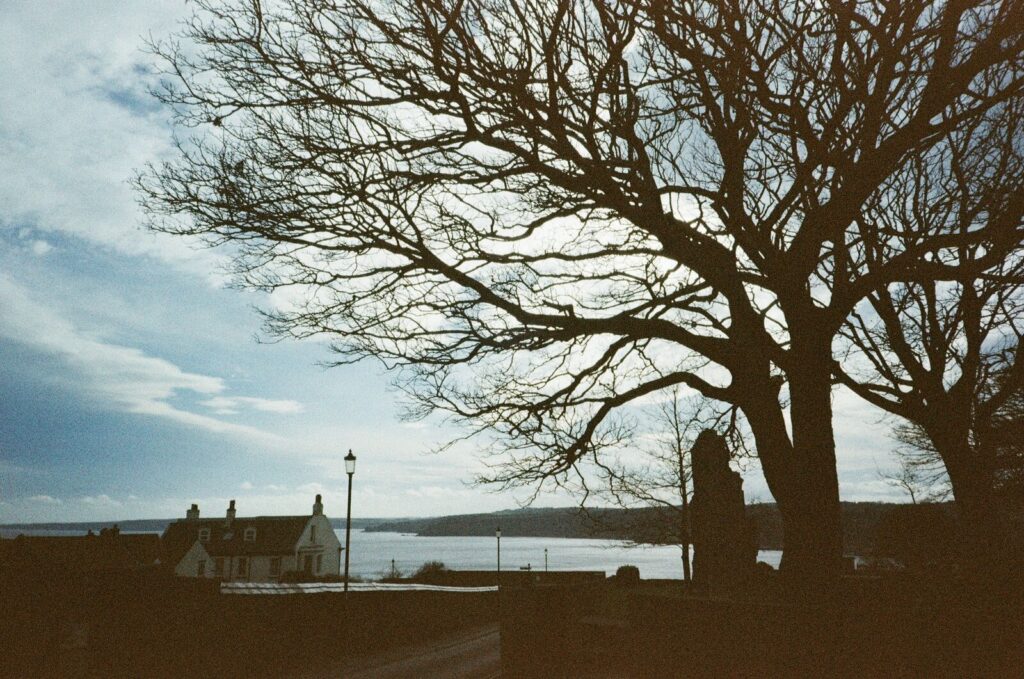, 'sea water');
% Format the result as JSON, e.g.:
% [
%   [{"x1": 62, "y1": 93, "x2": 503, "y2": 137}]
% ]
[
  {"x1": 0, "y1": 526, "x2": 783, "y2": 578},
  {"x1": 340, "y1": 529, "x2": 783, "y2": 580}
]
